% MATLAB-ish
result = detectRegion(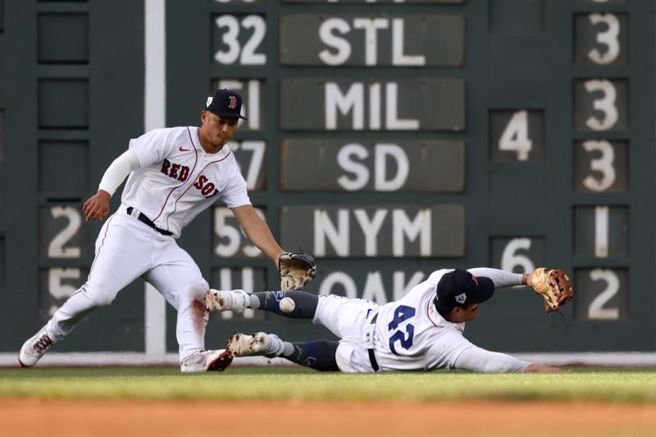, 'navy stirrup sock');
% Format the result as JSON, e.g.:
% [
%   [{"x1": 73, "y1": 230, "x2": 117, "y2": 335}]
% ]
[
  {"x1": 287, "y1": 340, "x2": 339, "y2": 372},
  {"x1": 253, "y1": 291, "x2": 318, "y2": 319}
]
